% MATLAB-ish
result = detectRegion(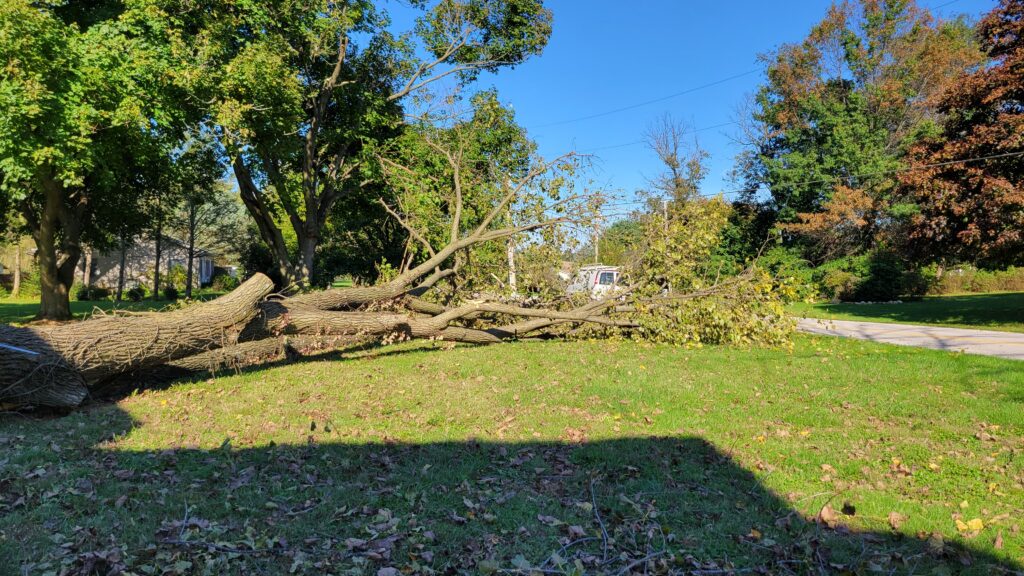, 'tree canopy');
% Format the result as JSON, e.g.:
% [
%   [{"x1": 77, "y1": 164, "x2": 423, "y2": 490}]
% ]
[
  {"x1": 132, "y1": 0, "x2": 554, "y2": 288},
  {"x1": 901, "y1": 0, "x2": 1024, "y2": 267},
  {"x1": 735, "y1": 0, "x2": 981, "y2": 262},
  {"x1": 0, "y1": 0, "x2": 183, "y2": 318}
]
